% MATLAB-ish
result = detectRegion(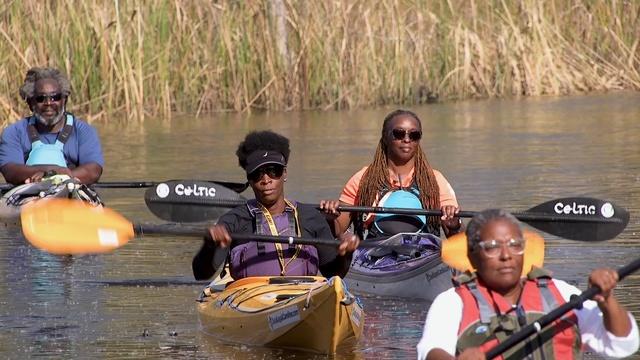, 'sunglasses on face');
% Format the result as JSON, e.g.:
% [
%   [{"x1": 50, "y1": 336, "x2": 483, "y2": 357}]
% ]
[
  {"x1": 247, "y1": 164, "x2": 285, "y2": 182},
  {"x1": 391, "y1": 128, "x2": 422, "y2": 142},
  {"x1": 34, "y1": 93, "x2": 64, "y2": 104},
  {"x1": 473, "y1": 238, "x2": 525, "y2": 258}
]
